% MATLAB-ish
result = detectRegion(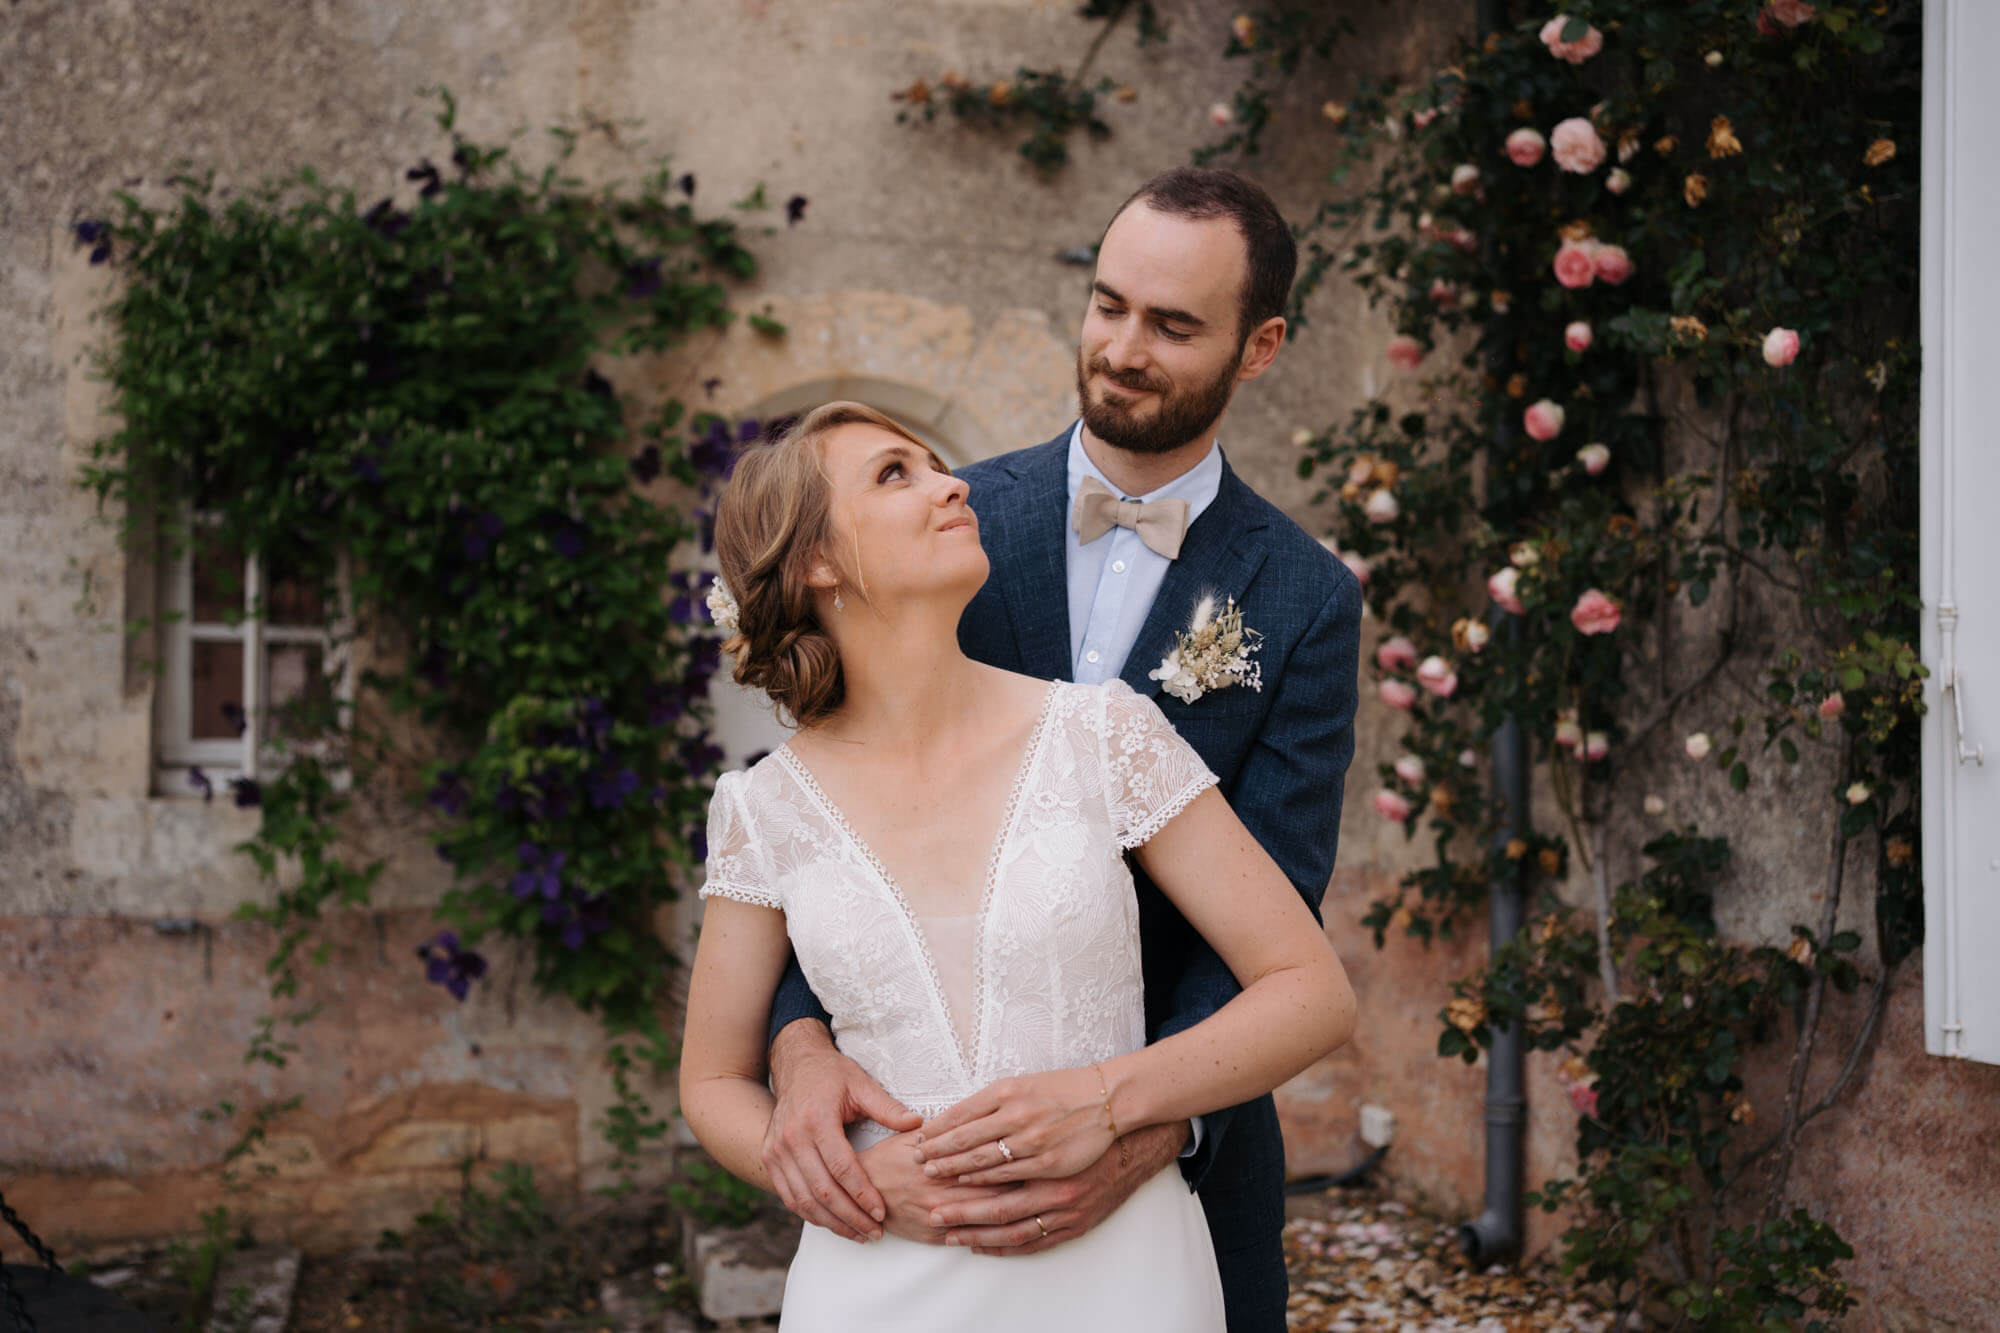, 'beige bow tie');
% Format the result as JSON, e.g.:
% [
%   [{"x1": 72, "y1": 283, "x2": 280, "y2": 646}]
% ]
[{"x1": 1071, "y1": 475, "x2": 1191, "y2": 560}]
